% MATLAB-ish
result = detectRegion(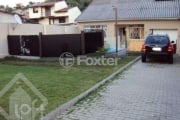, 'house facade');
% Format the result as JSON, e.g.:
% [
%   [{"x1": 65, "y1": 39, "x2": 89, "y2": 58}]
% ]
[
  {"x1": 76, "y1": 0, "x2": 180, "y2": 54},
  {"x1": 29, "y1": 1, "x2": 81, "y2": 25}
]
